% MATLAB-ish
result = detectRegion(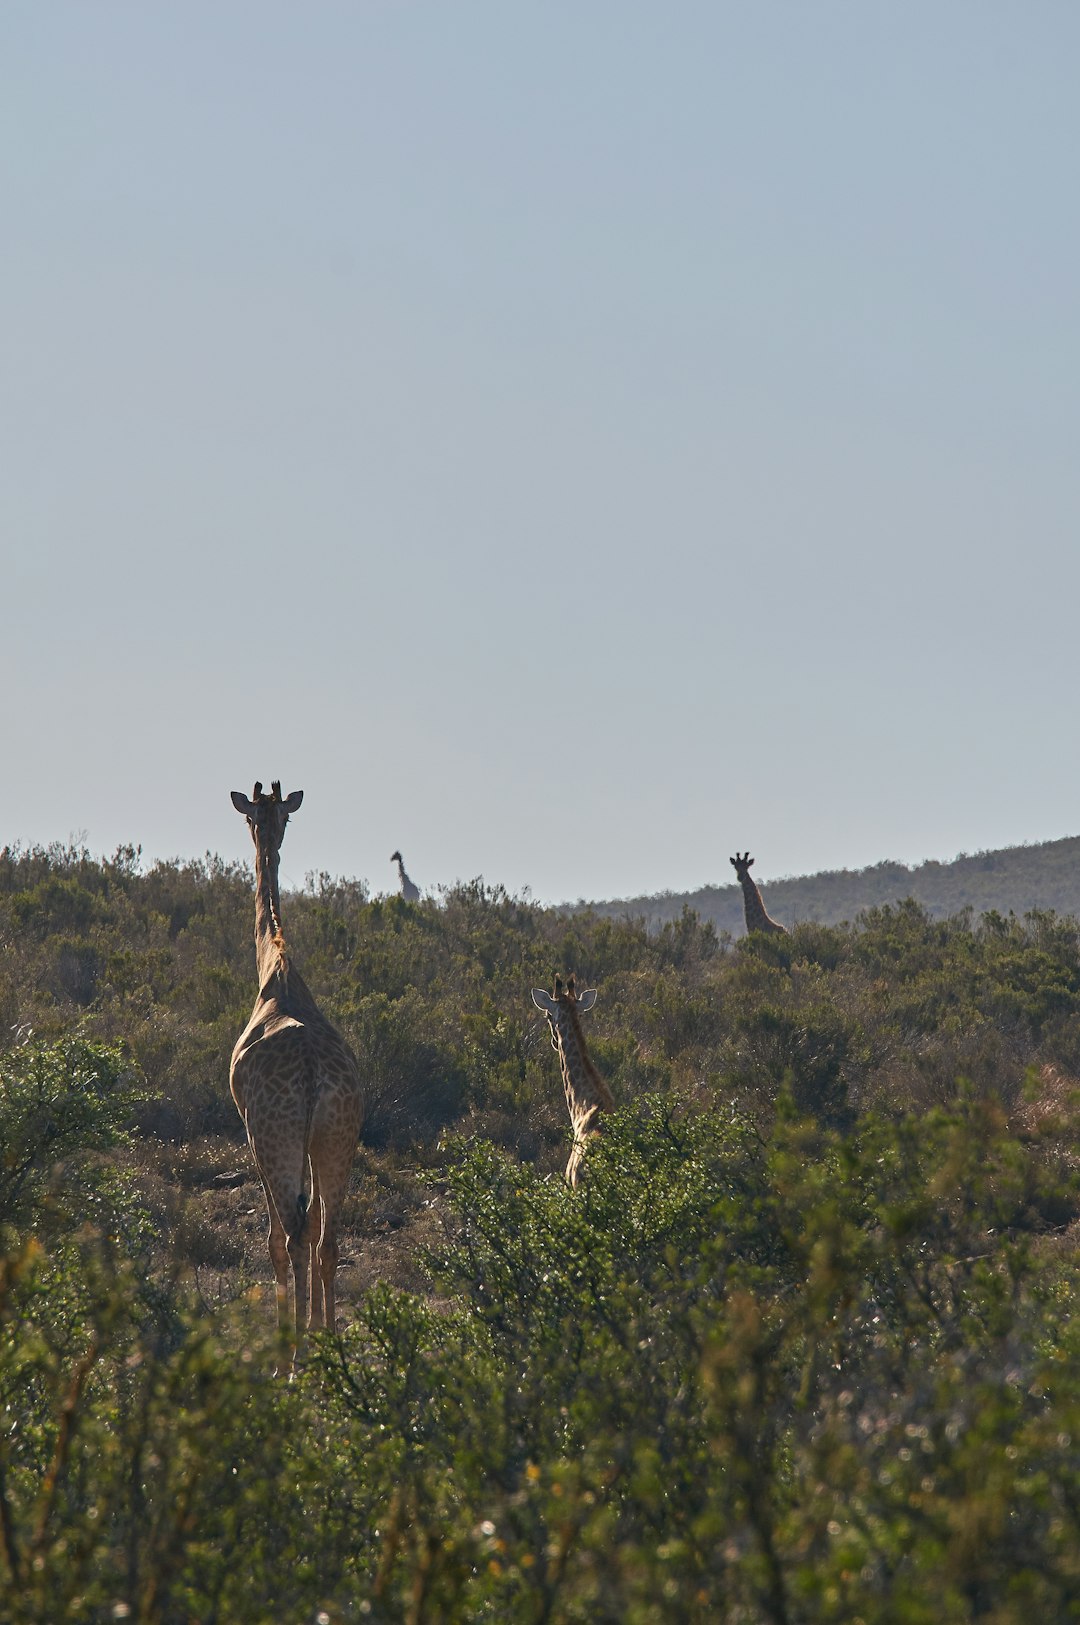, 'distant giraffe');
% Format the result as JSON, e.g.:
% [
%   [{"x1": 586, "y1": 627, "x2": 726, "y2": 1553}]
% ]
[
  {"x1": 531, "y1": 974, "x2": 614, "y2": 1187},
  {"x1": 230, "y1": 781, "x2": 364, "y2": 1361},
  {"x1": 730, "y1": 851, "x2": 788, "y2": 936},
  {"x1": 390, "y1": 850, "x2": 420, "y2": 903}
]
